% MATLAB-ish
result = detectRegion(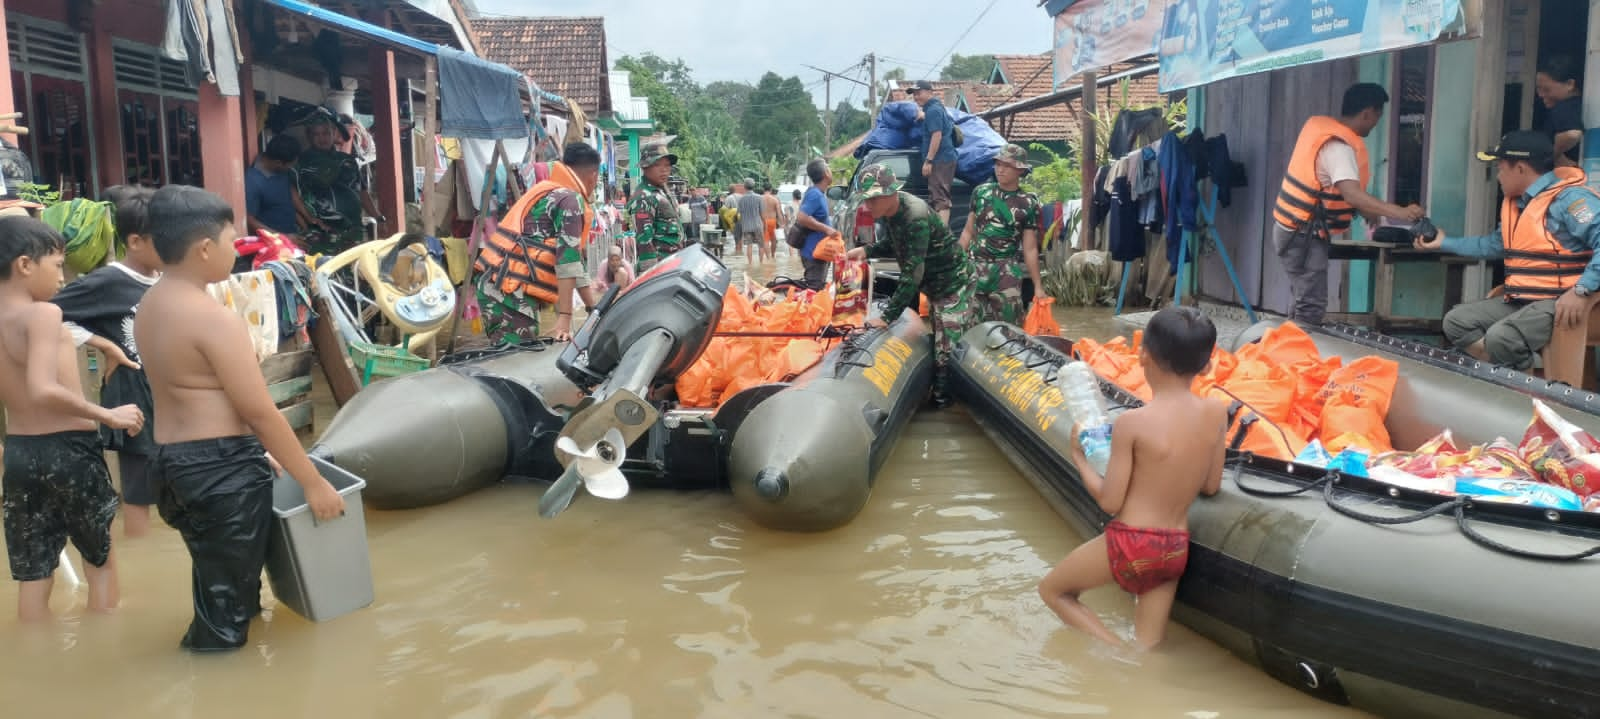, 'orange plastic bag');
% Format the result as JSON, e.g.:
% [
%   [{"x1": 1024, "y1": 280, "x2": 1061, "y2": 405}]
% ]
[
  {"x1": 765, "y1": 339, "x2": 825, "y2": 382},
  {"x1": 1074, "y1": 336, "x2": 1149, "y2": 401},
  {"x1": 812, "y1": 235, "x2": 846, "y2": 262},
  {"x1": 1023, "y1": 297, "x2": 1061, "y2": 336},
  {"x1": 1316, "y1": 356, "x2": 1399, "y2": 453}
]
